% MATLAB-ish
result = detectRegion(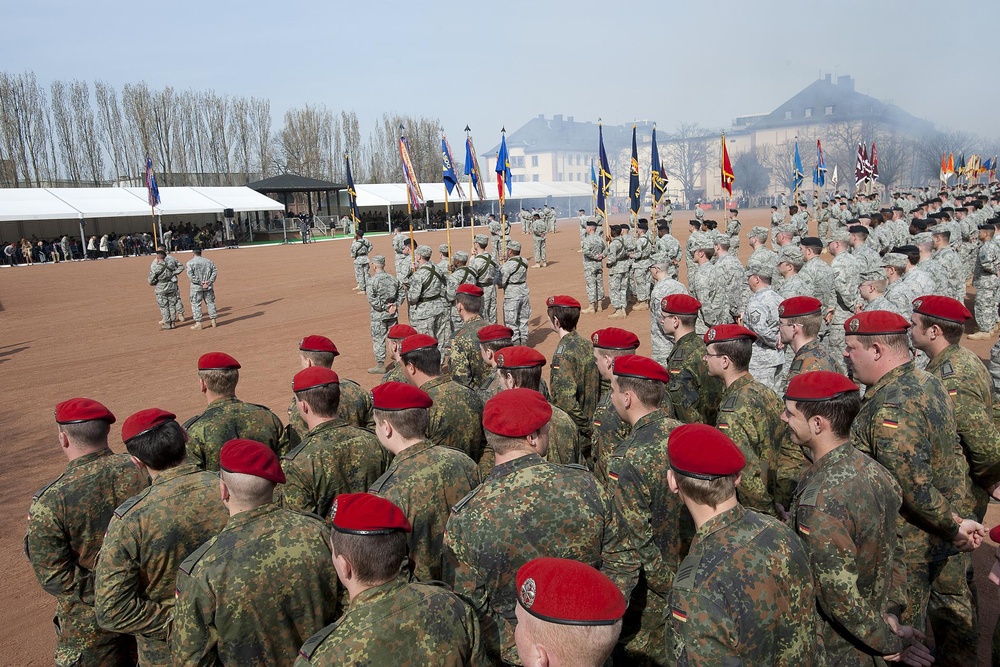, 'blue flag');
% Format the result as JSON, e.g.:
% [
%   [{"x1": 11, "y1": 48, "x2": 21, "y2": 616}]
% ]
[
  {"x1": 793, "y1": 140, "x2": 804, "y2": 192},
  {"x1": 591, "y1": 159, "x2": 598, "y2": 195},
  {"x1": 441, "y1": 134, "x2": 464, "y2": 197},
  {"x1": 813, "y1": 139, "x2": 826, "y2": 187},
  {"x1": 650, "y1": 126, "x2": 668, "y2": 208},
  {"x1": 496, "y1": 131, "x2": 512, "y2": 205},
  {"x1": 597, "y1": 125, "x2": 612, "y2": 215},
  {"x1": 464, "y1": 133, "x2": 485, "y2": 201},
  {"x1": 144, "y1": 157, "x2": 160, "y2": 208},
  {"x1": 344, "y1": 152, "x2": 360, "y2": 223}
]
